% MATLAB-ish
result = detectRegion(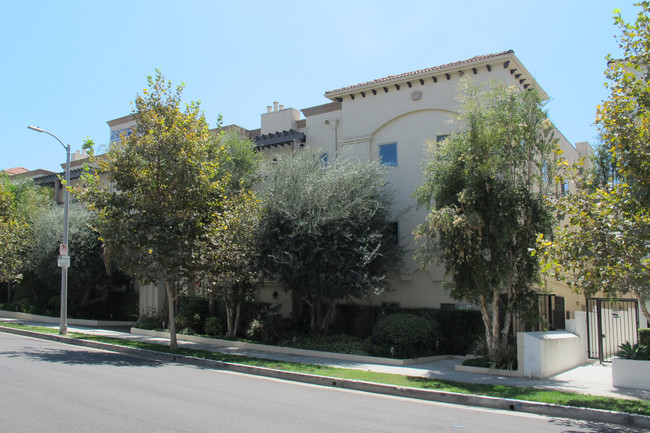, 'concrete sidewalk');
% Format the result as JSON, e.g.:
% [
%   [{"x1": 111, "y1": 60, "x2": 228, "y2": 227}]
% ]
[{"x1": 3, "y1": 318, "x2": 649, "y2": 402}]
